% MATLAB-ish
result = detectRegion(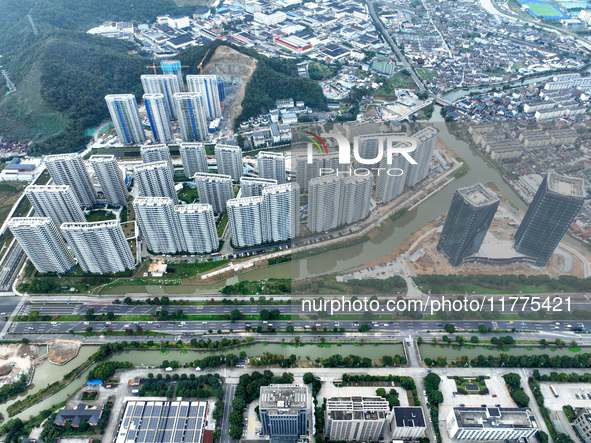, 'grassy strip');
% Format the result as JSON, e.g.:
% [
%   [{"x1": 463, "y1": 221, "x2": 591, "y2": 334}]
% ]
[
  {"x1": 292, "y1": 235, "x2": 371, "y2": 260},
  {"x1": 16, "y1": 314, "x2": 291, "y2": 322},
  {"x1": 217, "y1": 214, "x2": 228, "y2": 237}
]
